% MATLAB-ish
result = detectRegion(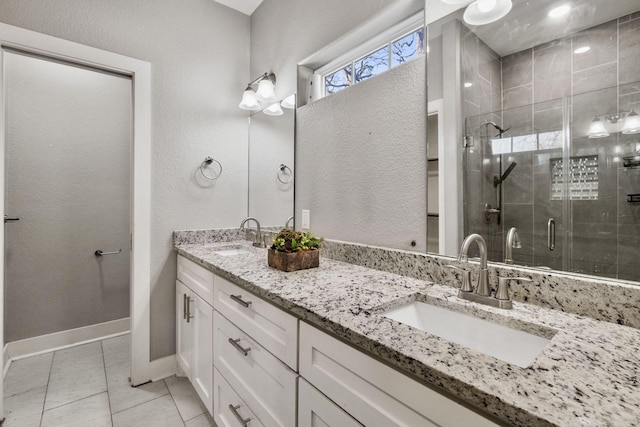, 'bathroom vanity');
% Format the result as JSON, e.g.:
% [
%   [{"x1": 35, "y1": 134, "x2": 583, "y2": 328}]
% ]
[{"x1": 174, "y1": 234, "x2": 640, "y2": 427}]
